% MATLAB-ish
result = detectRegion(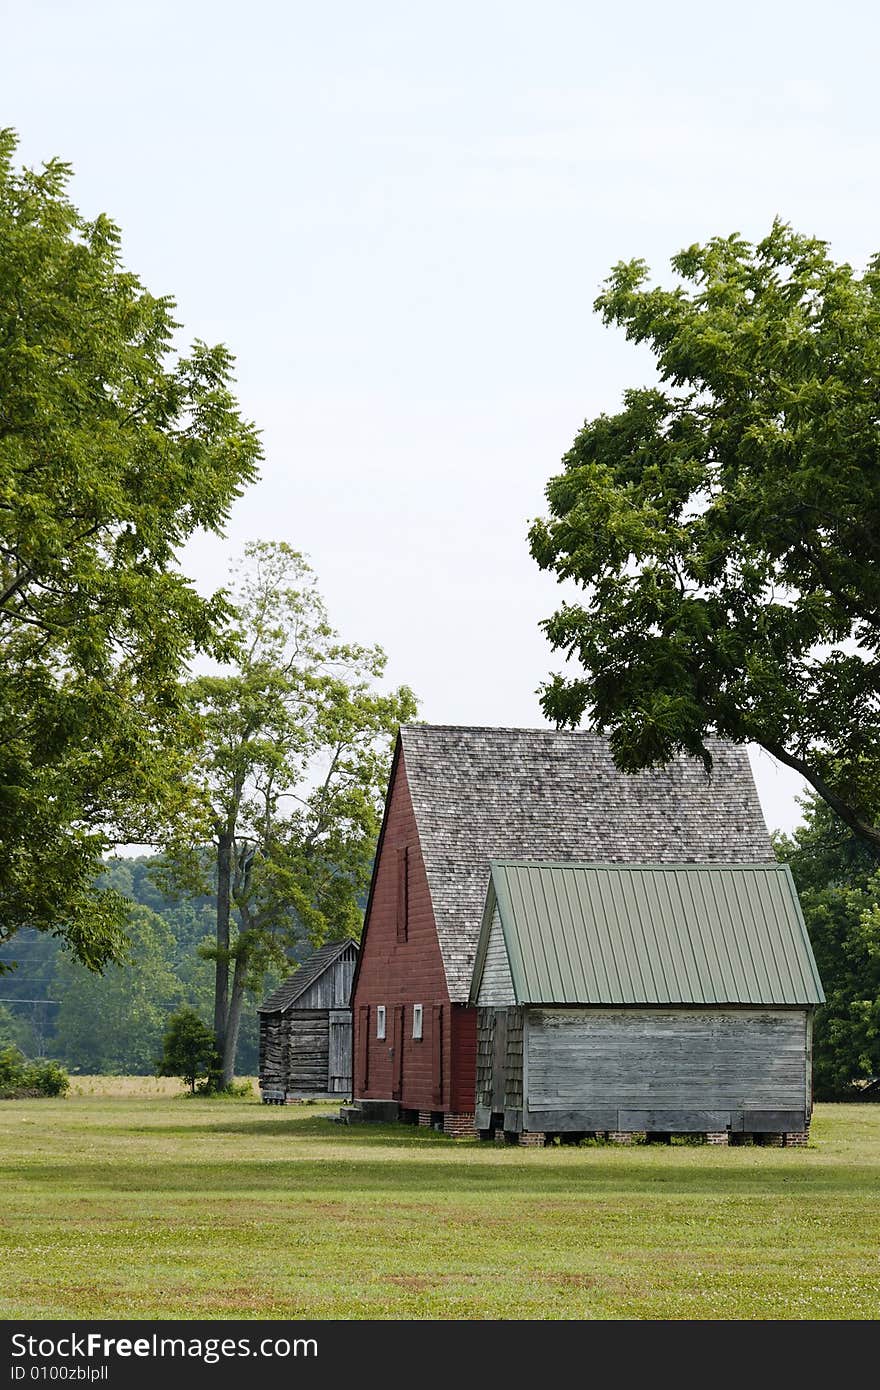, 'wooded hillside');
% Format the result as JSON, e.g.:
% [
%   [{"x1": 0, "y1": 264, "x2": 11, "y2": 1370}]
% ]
[{"x1": 0, "y1": 858, "x2": 284, "y2": 1074}]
